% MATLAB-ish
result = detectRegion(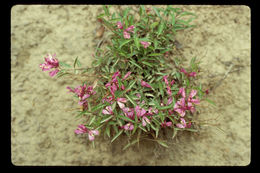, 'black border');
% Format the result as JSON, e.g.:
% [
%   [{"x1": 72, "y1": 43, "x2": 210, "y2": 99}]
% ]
[{"x1": 7, "y1": 0, "x2": 255, "y2": 169}]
